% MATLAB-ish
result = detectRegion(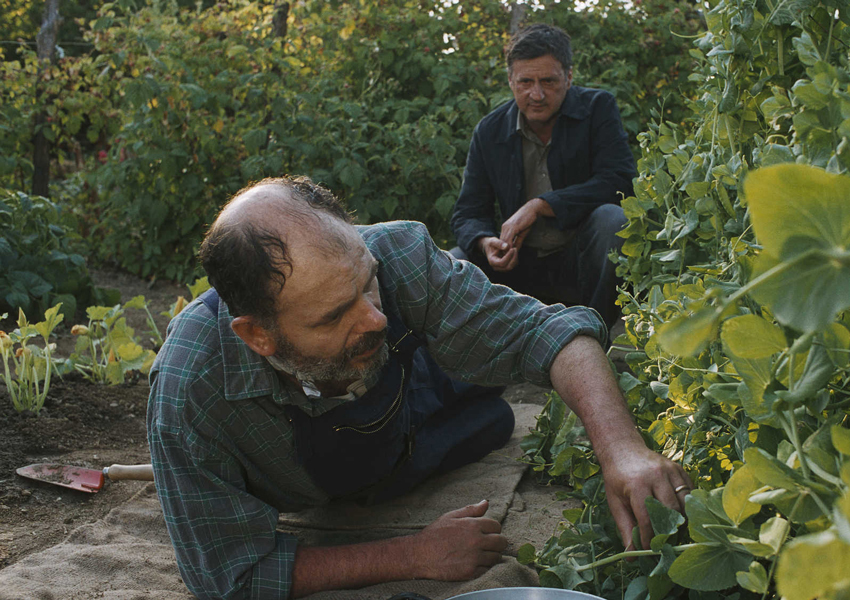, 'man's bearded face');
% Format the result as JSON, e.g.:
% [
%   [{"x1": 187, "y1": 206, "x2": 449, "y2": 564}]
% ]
[{"x1": 272, "y1": 327, "x2": 389, "y2": 385}]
